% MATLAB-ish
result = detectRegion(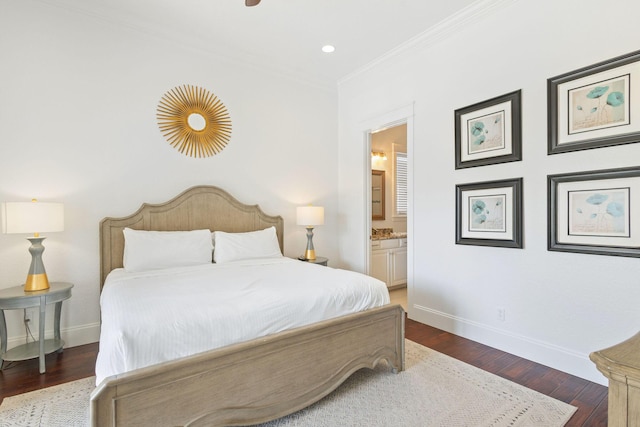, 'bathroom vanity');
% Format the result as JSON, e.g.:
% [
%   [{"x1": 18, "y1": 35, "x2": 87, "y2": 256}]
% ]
[{"x1": 371, "y1": 234, "x2": 407, "y2": 289}]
